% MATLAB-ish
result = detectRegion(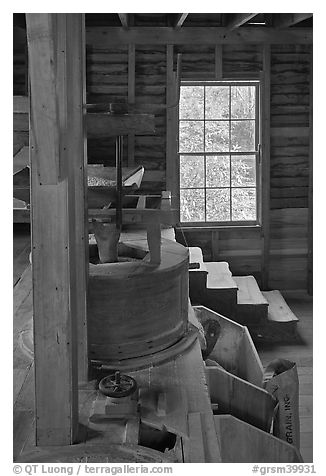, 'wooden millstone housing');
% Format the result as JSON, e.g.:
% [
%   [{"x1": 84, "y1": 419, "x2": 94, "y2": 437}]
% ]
[{"x1": 13, "y1": 13, "x2": 313, "y2": 464}]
